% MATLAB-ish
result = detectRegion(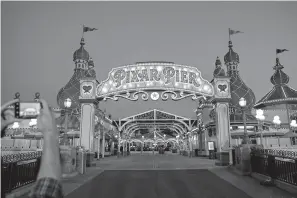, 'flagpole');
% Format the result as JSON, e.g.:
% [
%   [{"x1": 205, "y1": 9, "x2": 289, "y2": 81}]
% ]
[
  {"x1": 82, "y1": 25, "x2": 85, "y2": 39},
  {"x1": 228, "y1": 28, "x2": 231, "y2": 42}
]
